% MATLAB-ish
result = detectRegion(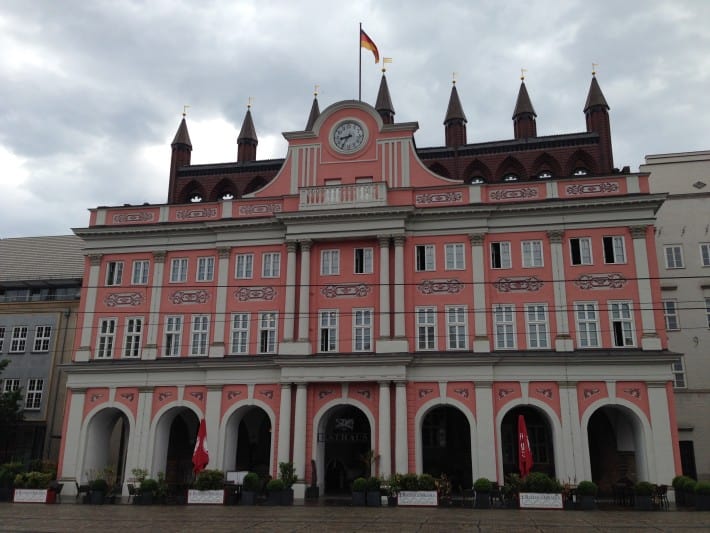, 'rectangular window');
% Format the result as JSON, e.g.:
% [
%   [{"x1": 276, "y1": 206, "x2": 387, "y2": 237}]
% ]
[
  {"x1": 170, "y1": 258, "x2": 188, "y2": 282},
  {"x1": 123, "y1": 318, "x2": 143, "y2": 357},
  {"x1": 415, "y1": 245, "x2": 435, "y2": 272},
  {"x1": 494, "y1": 304, "x2": 516, "y2": 349},
  {"x1": 354, "y1": 248, "x2": 373, "y2": 274},
  {"x1": 416, "y1": 307, "x2": 437, "y2": 350},
  {"x1": 32, "y1": 326, "x2": 52, "y2": 352},
  {"x1": 321, "y1": 250, "x2": 340, "y2": 276},
  {"x1": 610, "y1": 301, "x2": 635, "y2": 347},
  {"x1": 603, "y1": 236, "x2": 626, "y2": 264},
  {"x1": 106, "y1": 261, "x2": 124, "y2": 286},
  {"x1": 664, "y1": 245, "x2": 684, "y2": 269},
  {"x1": 672, "y1": 358, "x2": 686, "y2": 389},
  {"x1": 446, "y1": 306, "x2": 467, "y2": 350},
  {"x1": 10, "y1": 326, "x2": 27, "y2": 353},
  {"x1": 163, "y1": 316, "x2": 183, "y2": 357},
  {"x1": 131, "y1": 260, "x2": 150, "y2": 285},
  {"x1": 570, "y1": 237, "x2": 593, "y2": 265},
  {"x1": 25, "y1": 379, "x2": 43, "y2": 410},
  {"x1": 353, "y1": 309, "x2": 372, "y2": 352},
  {"x1": 96, "y1": 318, "x2": 117, "y2": 359},
  {"x1": 445, "y1": 243, "x2": 465, "y2": 270},
  {"x1": 575, "y1": 303, "x2": 600, "y2": 348},
  {"x1": 3, "y1": 378, "x2": 20, "y2": 393},
  {"x1": 491, "y1": 242, "x2": 512, "y2": 269},
  {"x1": 230, "y1": 313, "x2": 250, "y2": 354},
  {"x1": 701, "y1": 243, "x2": 710, "y2": 267},
  {"x1": 196, "y1": 256, "x2": 215, "y2": 282},
  {"x1": 190, "y1": 315, "x2": 209, "y2": 357},
  {"x1": 258, "y1": 312, "x2": 277, "y2": 354},
  {"x1": 663, "y1": 300, "x2": 680, "y2": 331},
  {"x1": 262, "y1": 252, "x2": 281, "y2": 278},
  {"x1": 525, "y1": 304, "x2": 549, "y2": 349},
  {"x1": 522, "y1": 240, "x2": 544, "y2": 267},
  {"x1": 235, "y1": 254, "x2": 254, "y2": 279},
  {"x1": 319, "y1": 310, "x2": 338, "y2": 352},
  {"x1": 0, "y1": 326, "x2": 4, "y2": 352}
]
